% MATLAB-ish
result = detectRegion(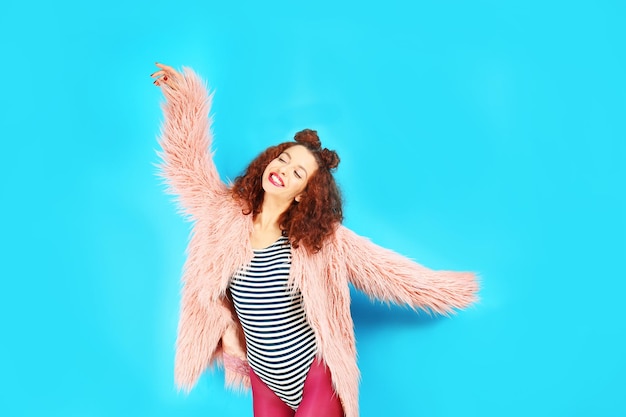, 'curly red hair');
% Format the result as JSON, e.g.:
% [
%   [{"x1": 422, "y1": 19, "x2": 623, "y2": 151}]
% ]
[{"x1": 231, "y1": 129, "x2": 343, "y2": 253}]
